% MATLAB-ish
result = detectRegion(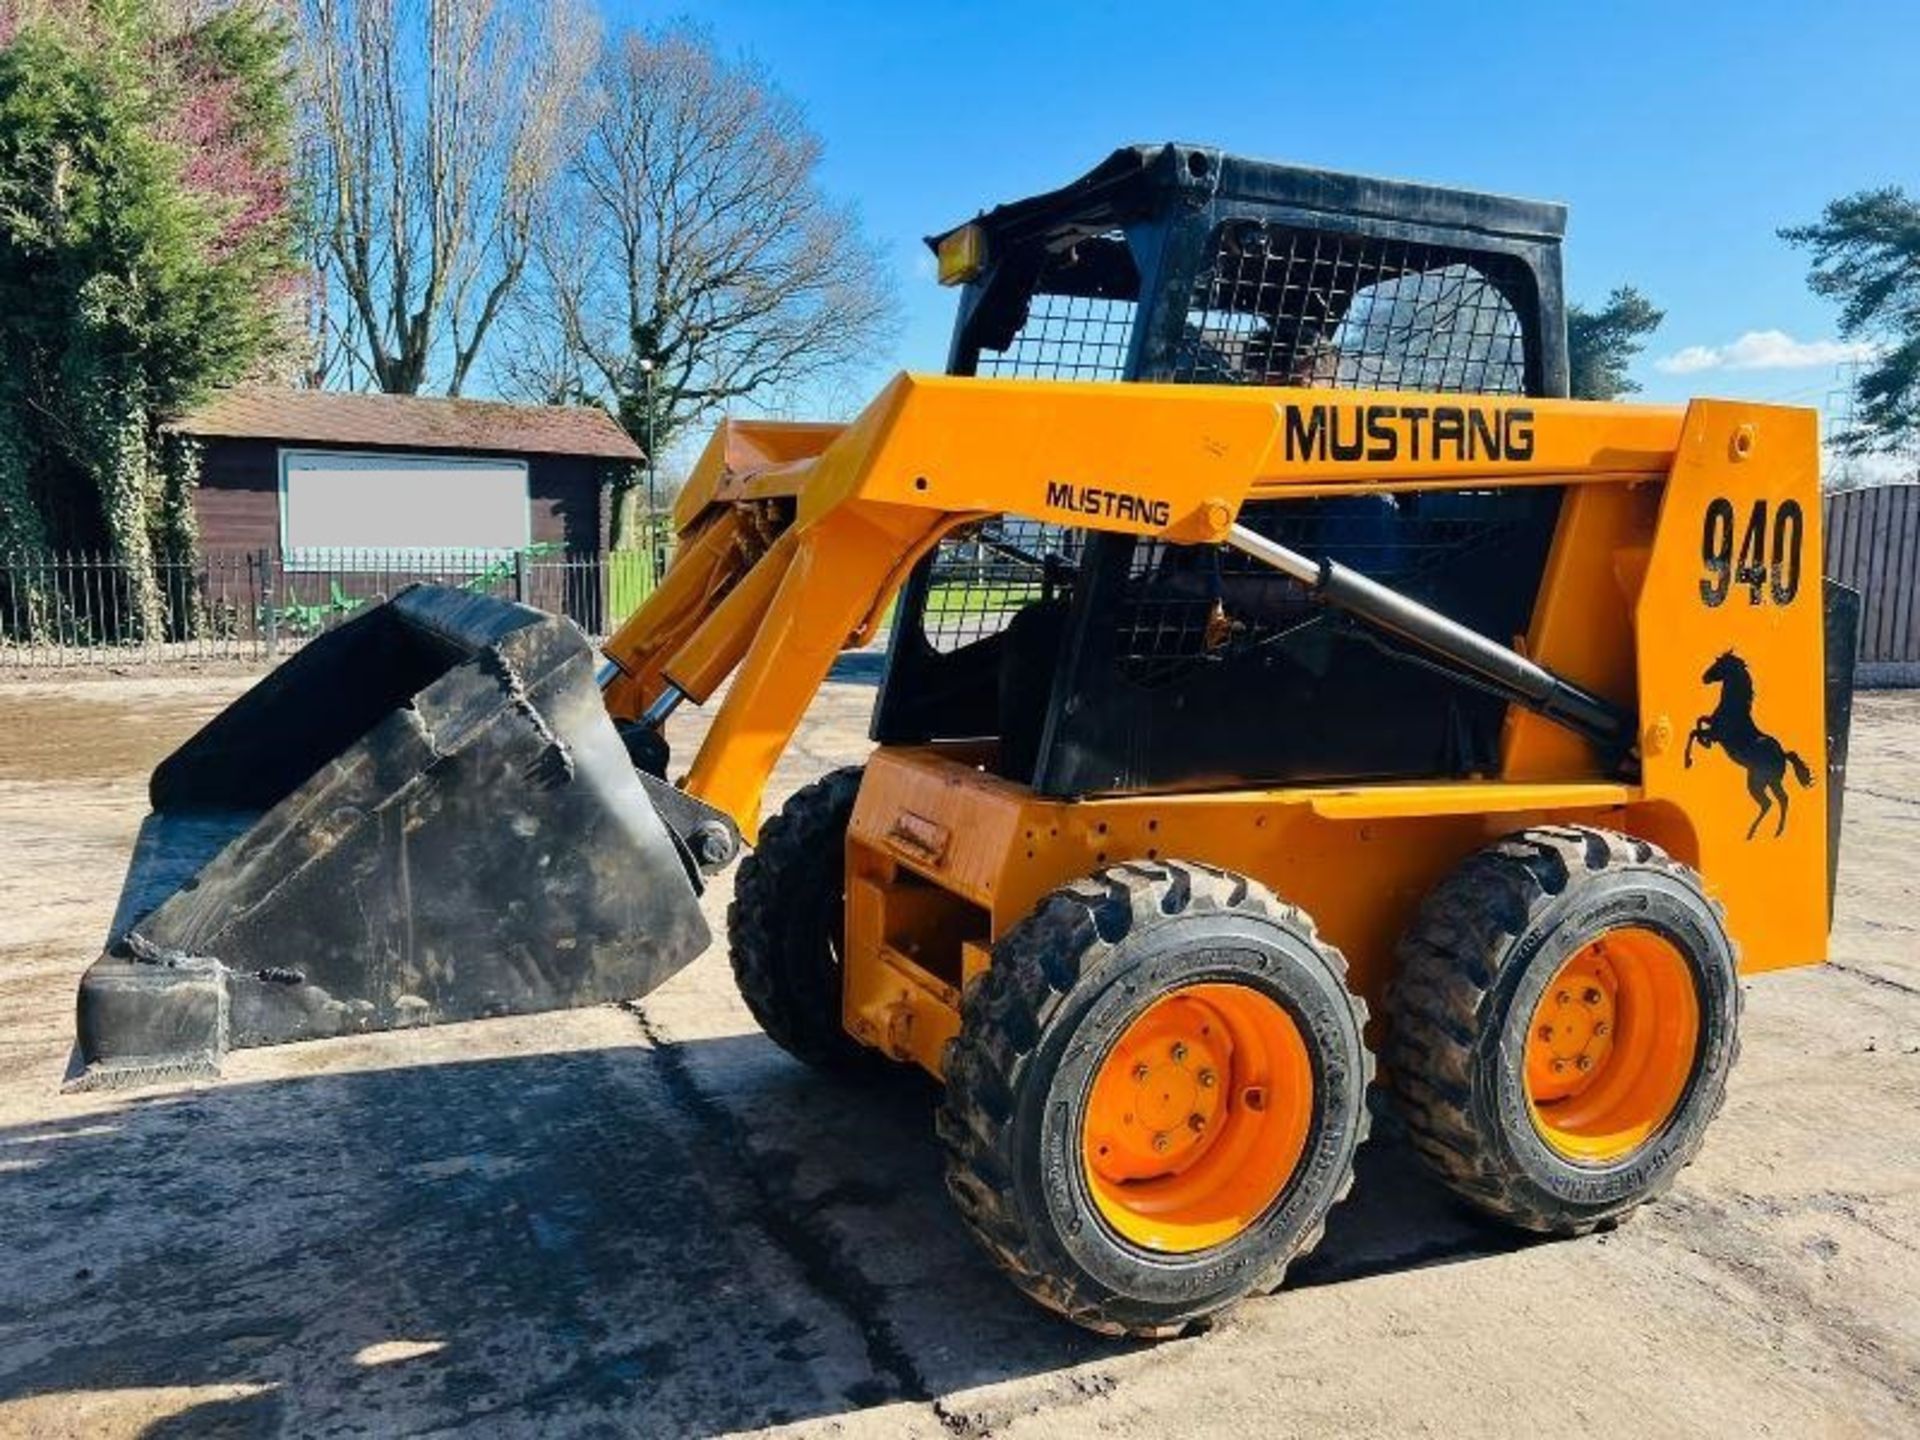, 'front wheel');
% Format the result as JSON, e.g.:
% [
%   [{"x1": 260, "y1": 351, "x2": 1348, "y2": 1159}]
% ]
[
  {"x1": 938, "y1": 861, "x2": 1372, "y2": 1337},
  {"x1": 727, "y1": 767, "x2": 877, "y2": 1077},
  {"x1": 617, "y1": 722, "x2": 670, "y2": 779}
]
